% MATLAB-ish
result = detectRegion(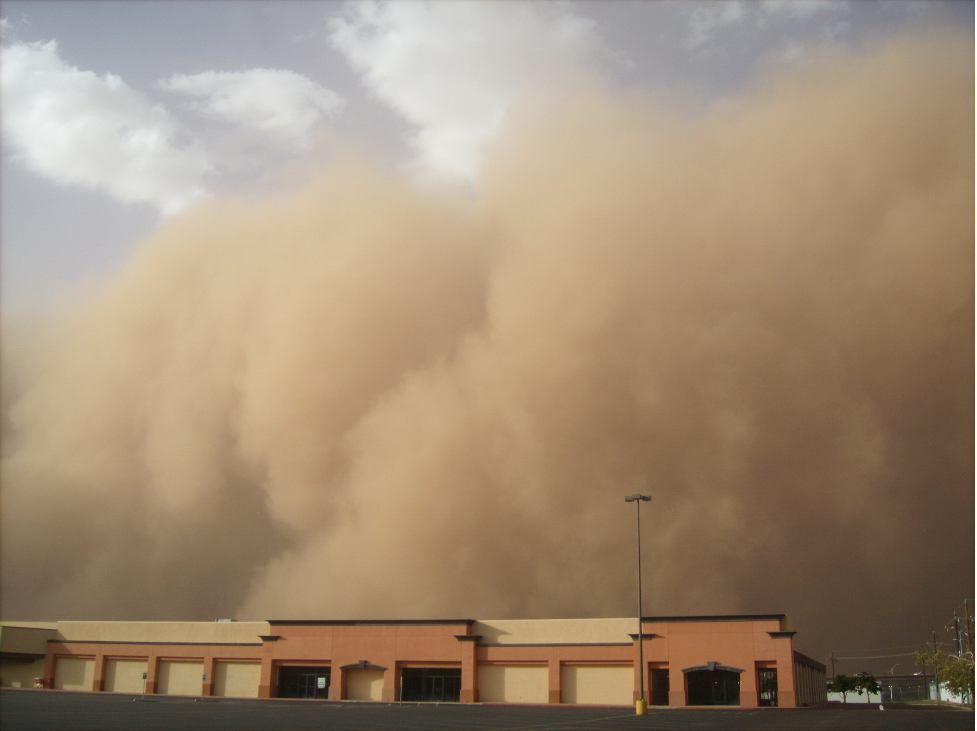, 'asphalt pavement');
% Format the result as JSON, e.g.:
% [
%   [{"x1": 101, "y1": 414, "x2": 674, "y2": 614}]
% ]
[{"x1": 1, "y1": 689, "x2": 972, "y2": 731}]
